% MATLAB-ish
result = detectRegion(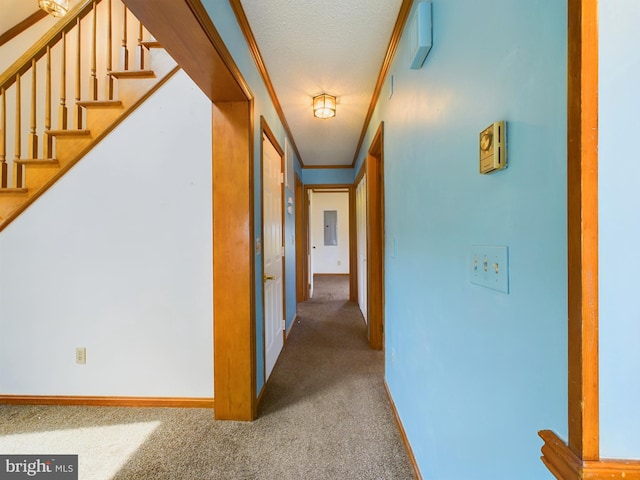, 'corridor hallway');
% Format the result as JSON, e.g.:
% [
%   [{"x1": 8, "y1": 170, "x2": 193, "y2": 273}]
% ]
[
  {"x1": 253, "y1": 273, "x2": 414, "y2": 478},
  {"x1": 0, "y1": 275, "x2": 413, "y2": 479}
]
